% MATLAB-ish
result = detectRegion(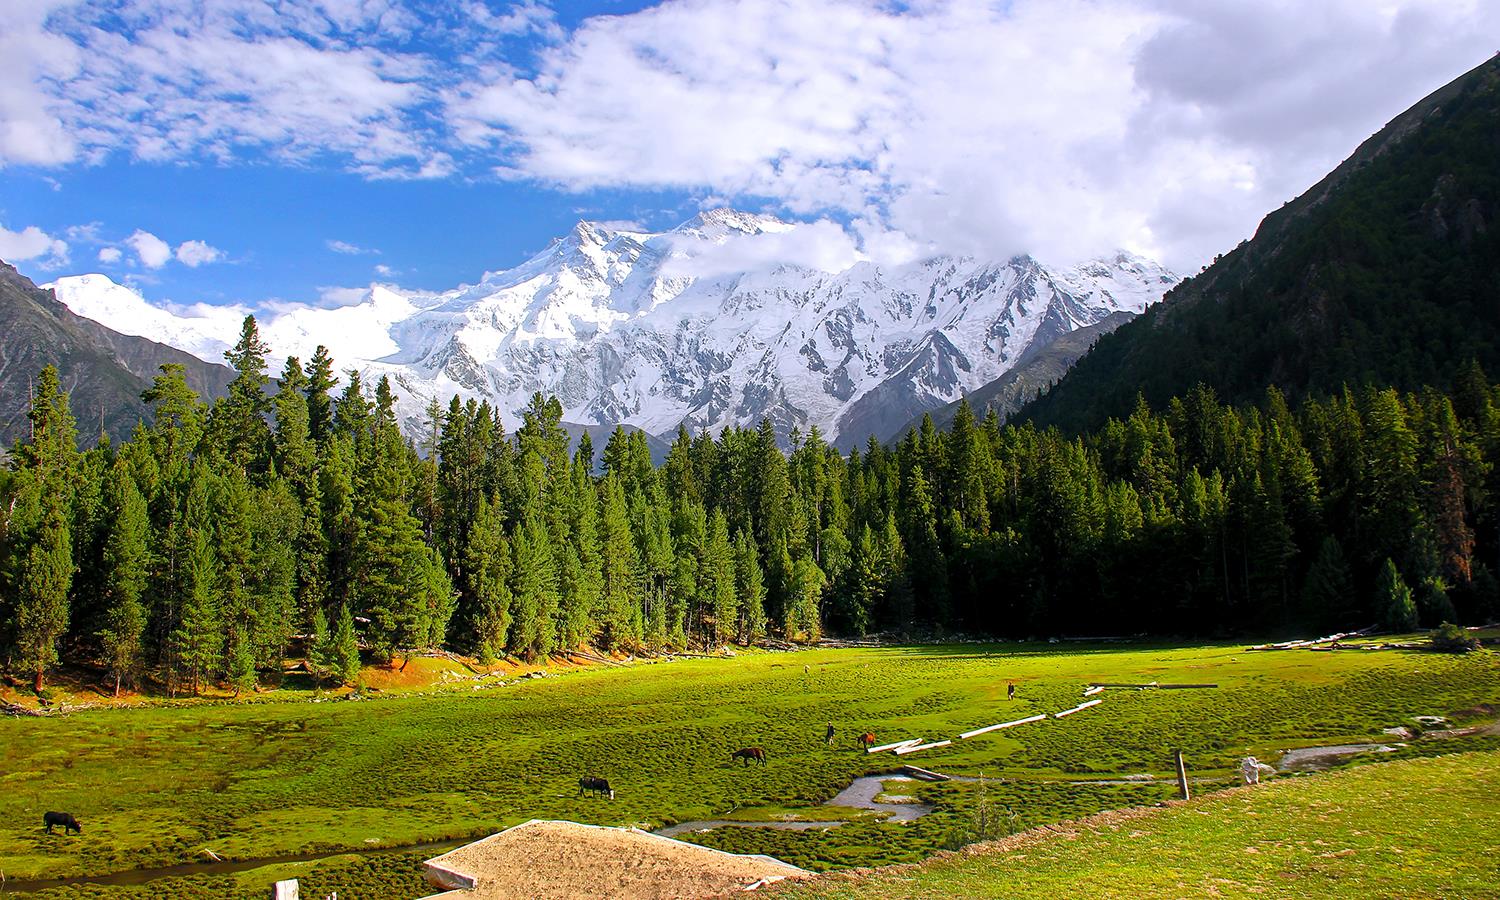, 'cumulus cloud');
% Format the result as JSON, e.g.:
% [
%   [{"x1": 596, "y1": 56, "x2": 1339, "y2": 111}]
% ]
[
  {"x1": 374, "y1": 263, "x2": 395, "y2": 276},
  {"x1": 6, "y1": 0, "x2": 1498, "y2": 269},
  {"x1": 175, "y1": 239, "x2": 223, "y2": 267},
  {"x1": 449, "y1": 0, "x2": 1500, "y2": 269},
  {"x1": 125, "y1": 229, "x2": 172, "y2": 268},
  {"x1": 98, "y1": 246, "x2": 122, "y2": 263},
  {"x1": 0, "y1": 222, "x2": 69, "y2": 267}
]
